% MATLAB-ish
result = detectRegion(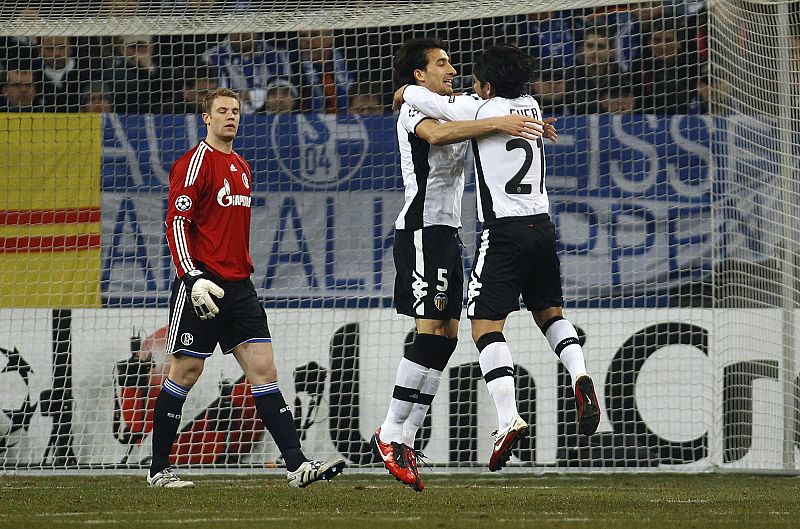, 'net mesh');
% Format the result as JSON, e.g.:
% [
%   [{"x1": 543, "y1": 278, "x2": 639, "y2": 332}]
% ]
[{"x1": 0, "y1": 0, "x2": 798, "y2": 472}]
